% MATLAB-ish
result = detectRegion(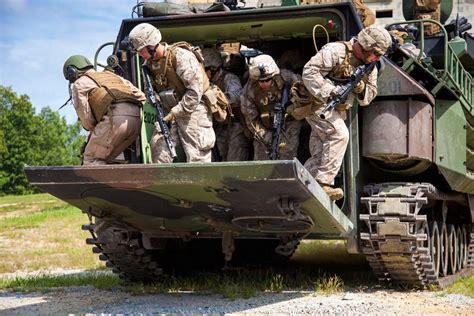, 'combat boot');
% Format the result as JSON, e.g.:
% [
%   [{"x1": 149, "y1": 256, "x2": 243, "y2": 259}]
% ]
[{"x1": 321, "y1": 185, "x2": 344, "y2": 201}]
